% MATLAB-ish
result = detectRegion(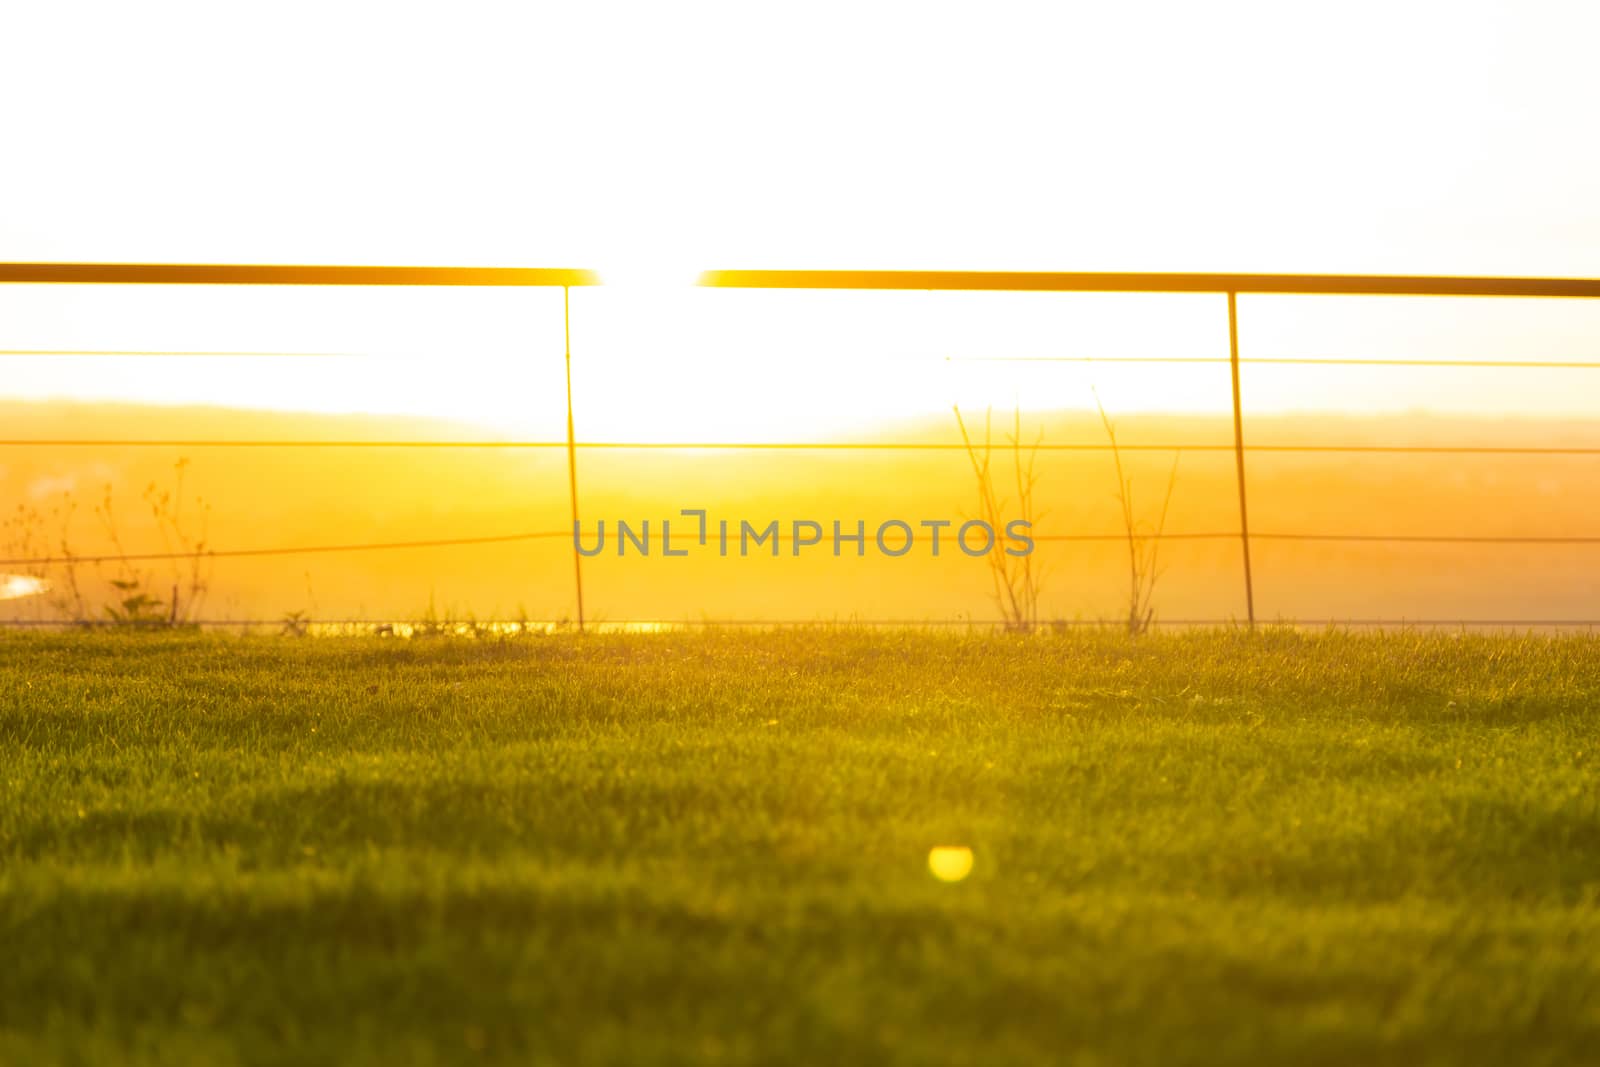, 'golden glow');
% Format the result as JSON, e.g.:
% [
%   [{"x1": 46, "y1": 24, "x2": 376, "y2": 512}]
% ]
[
  {"x1": 7, "y1": 285, "x2": 1600, "y2": 446},
  {"x1": 0, "y1": 575, "x2": 50, "y2": 601},
  {"x1": 928, "y1": 846, "x2": 975, "y2": 883},
  {"x1": 2, "y1": 2, "x2": 1598, "y2": 427},
  {"x1": 4, "y1": 2, "x2": 1600, "y2": 630}
]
